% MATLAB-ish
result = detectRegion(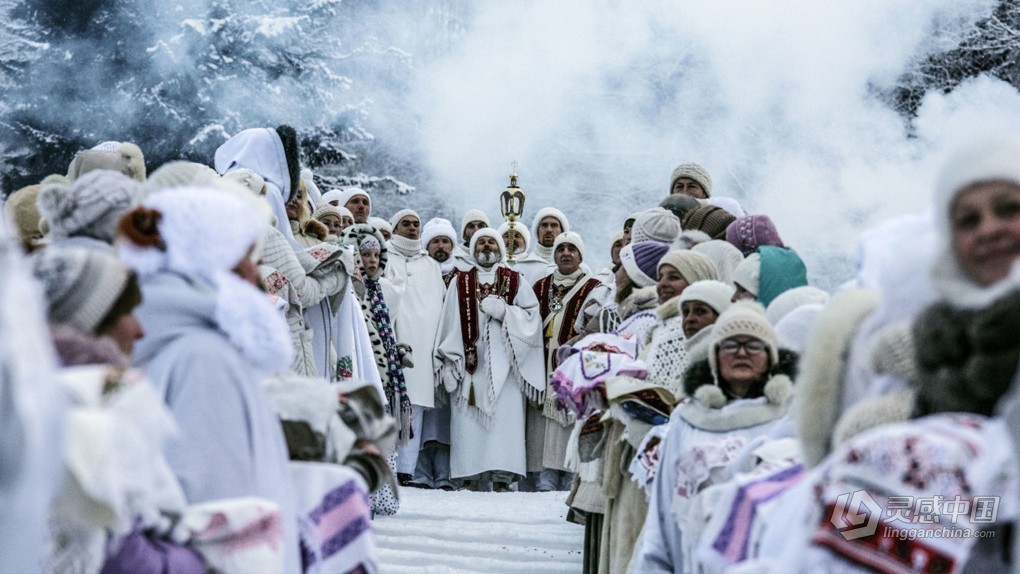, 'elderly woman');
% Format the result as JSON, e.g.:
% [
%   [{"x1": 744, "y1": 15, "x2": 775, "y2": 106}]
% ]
[{"x1": 633, "y1": 302, "x2": 796, "y2": 573}]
